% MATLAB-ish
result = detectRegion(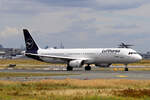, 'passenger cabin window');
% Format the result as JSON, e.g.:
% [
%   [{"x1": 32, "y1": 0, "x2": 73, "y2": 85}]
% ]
[{"x1": 128, "y1": 52, "x2": 137, "y2": 55}]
